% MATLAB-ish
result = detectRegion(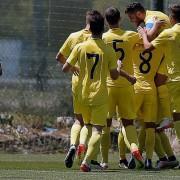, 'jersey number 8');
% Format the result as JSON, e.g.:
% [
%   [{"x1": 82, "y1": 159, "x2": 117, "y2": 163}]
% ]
[{"x1": 139, "y1": 51, "x2": 152, "y2": 74}]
